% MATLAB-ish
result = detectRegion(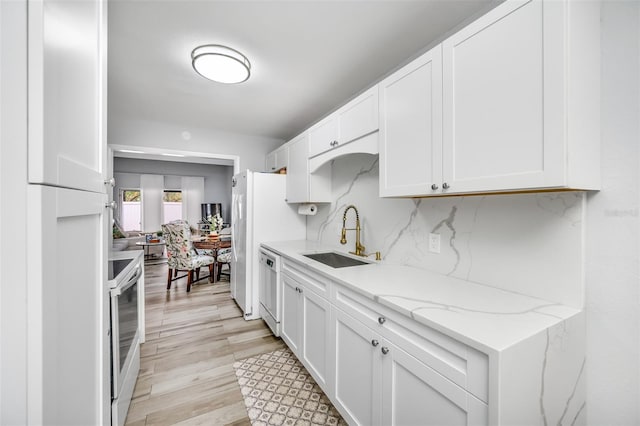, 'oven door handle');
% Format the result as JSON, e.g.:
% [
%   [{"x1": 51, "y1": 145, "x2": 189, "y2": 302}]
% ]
[{"x1": 112, "y1": 265, "x2": 141, "y2": 296}]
